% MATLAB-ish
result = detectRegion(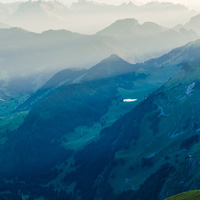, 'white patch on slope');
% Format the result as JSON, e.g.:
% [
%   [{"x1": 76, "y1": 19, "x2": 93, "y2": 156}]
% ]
[
  {"x1": 123, "y1": 99, "x2": 137, "y2": 102},
  {"x1": 186, "y1": 82, "x2": 196, "y2": 96}
]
